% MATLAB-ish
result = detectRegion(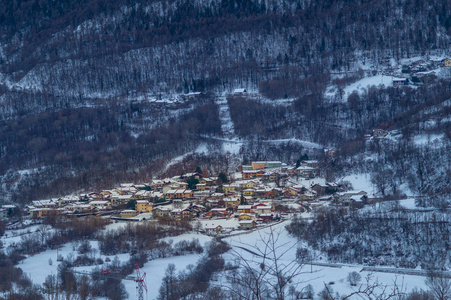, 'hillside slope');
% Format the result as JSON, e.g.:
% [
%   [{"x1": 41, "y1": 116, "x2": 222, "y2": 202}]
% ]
[{"x1": 0, "y1": 0, "x2": 450, "y2": 203}]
